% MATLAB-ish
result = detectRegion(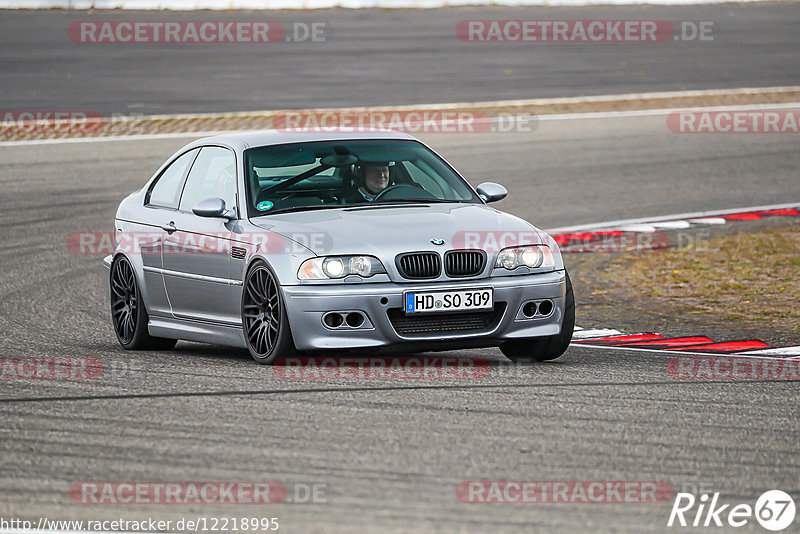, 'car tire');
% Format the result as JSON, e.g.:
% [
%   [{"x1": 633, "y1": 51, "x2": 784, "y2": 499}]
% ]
[
  {"x1": 110, "y1": 255, "x2": 178, "y2": 351},
  {"x1": 500, "y1": 270, "x2": 575, "y2": 362},
  {"x1": 242, "y1": 260, "x2": 296, "y2": 365}
]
